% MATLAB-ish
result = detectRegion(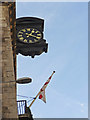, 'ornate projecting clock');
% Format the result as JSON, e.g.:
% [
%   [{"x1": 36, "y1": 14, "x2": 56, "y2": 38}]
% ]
[{"x1": 16, "y1": 17, "x2": 48, "y2": 58}]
